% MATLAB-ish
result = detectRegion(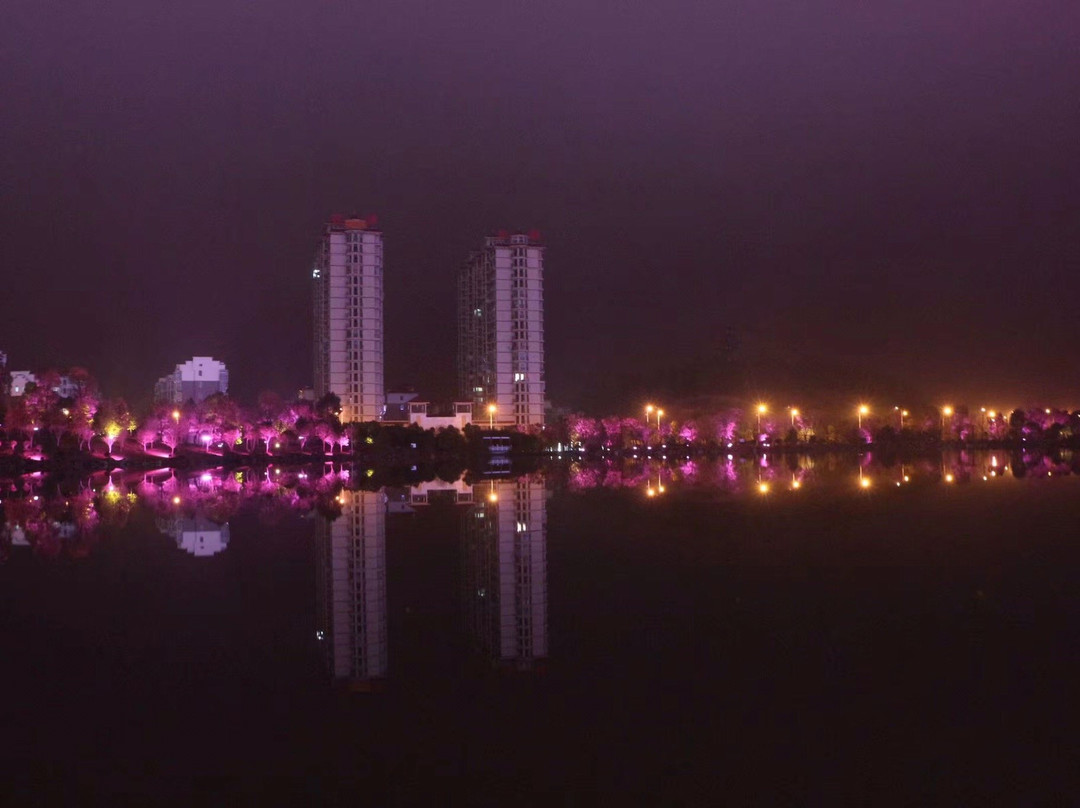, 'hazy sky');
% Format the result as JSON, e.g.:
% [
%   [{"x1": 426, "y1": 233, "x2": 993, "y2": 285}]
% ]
[{"x1": 2, "y1": 1, "x2": 1078, "y2": 412}]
